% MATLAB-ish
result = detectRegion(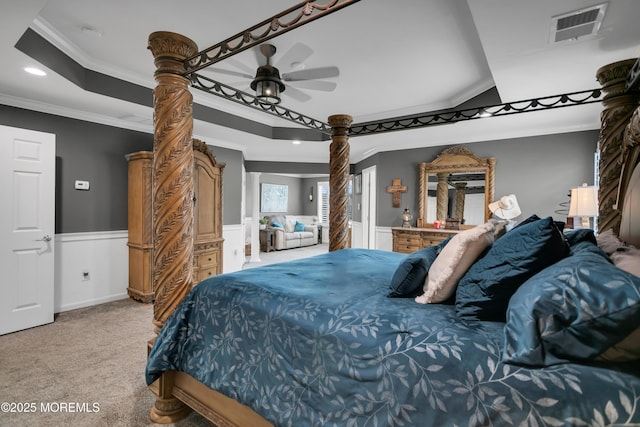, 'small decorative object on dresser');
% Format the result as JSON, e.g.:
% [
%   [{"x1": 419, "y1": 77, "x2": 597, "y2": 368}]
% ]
[{"x1": 401, "y1": 207, "x2": 413, "y2": 228}]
